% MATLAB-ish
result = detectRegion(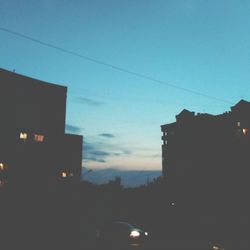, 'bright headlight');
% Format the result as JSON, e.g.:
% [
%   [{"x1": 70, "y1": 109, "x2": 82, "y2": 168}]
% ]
[{"x1": 130, "y1": 230, "x2": 140, "y2": 238}]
